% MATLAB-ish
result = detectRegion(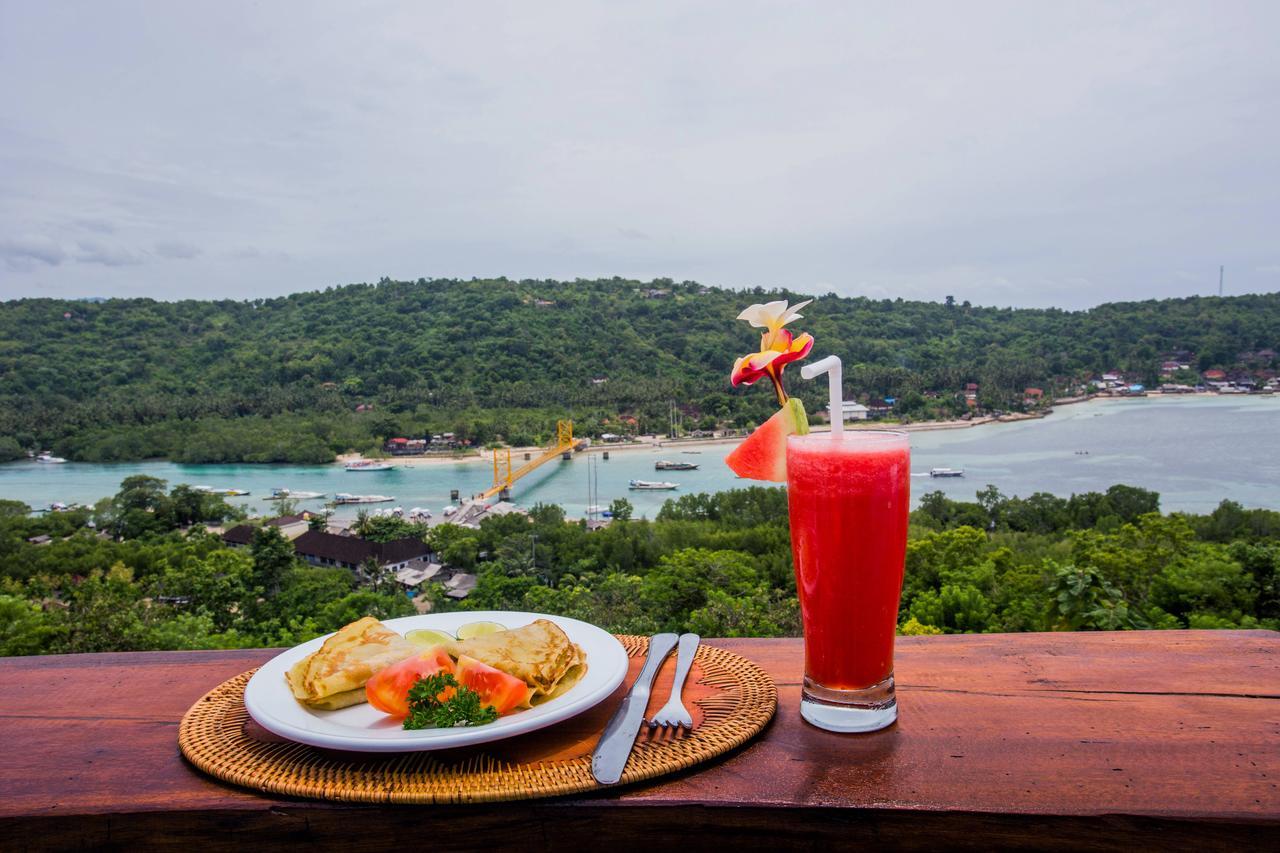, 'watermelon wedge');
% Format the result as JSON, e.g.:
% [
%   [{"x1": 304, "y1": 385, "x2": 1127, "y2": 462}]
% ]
[{"x1": 725, "y1": 398, "x2": 809, "y2": 482}]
